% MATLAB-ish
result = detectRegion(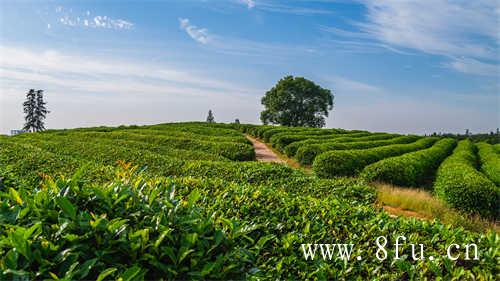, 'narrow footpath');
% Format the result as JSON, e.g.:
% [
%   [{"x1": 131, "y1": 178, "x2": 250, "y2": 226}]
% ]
[{"x1": 246, "y1": 135, "x2": 285, "y2": 163}]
